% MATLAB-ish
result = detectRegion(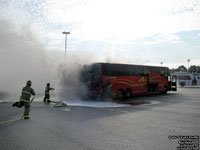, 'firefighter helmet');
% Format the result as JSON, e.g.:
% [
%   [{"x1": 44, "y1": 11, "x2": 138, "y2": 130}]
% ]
[{"x1": 27, "y1": 80, "x2": 32, "y2": 86}]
